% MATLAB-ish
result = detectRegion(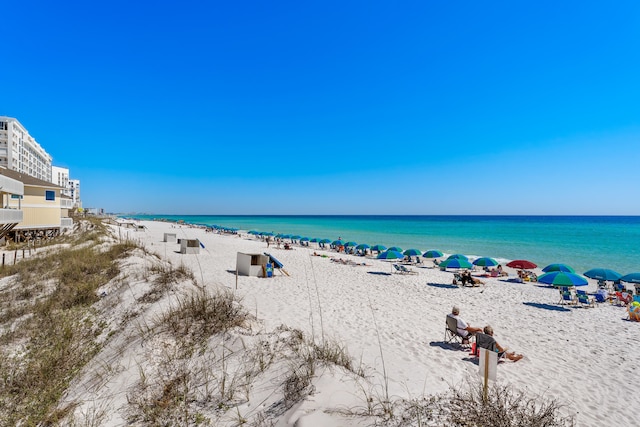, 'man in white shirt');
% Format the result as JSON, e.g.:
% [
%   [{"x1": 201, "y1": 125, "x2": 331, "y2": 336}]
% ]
[{"x1": 450, "y1": 306, "x2": 482, "y2": 342}]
